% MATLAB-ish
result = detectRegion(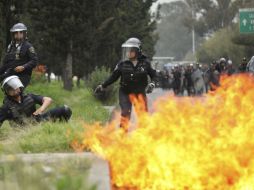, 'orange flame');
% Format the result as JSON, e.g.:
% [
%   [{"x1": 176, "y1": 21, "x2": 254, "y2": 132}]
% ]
[{"x1": 73, "y1": 74, "x2": 254, "y2": 190}]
